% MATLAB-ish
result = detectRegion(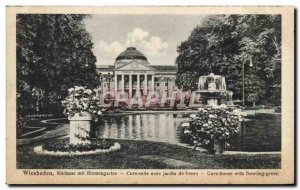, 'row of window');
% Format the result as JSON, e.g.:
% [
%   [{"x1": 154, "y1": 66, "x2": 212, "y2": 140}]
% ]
[
  {"x1": 99, "y1": 77, "x2": 175, "y2": 83},
  {"x1": 101, "y1": 82, "x2": 173, "y2": 88}
]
